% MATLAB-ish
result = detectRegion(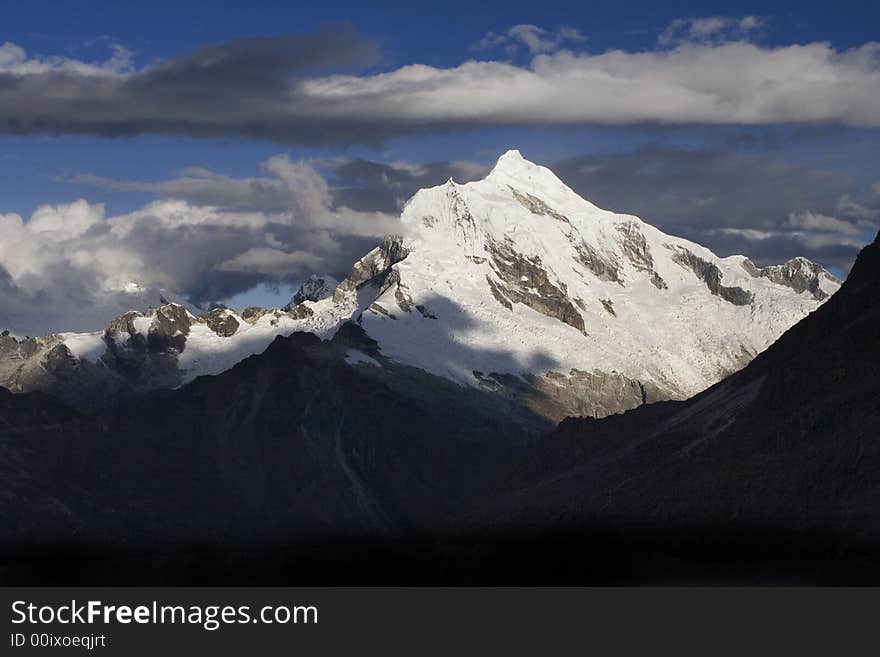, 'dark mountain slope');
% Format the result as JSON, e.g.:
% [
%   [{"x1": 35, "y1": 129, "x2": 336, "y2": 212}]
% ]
[
  {"x1": 0, "y1": 325, "x2": 547, "y2": 582},
  {"x1": 457, "y1": 232, "x2": 880, "y2": 581}
]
